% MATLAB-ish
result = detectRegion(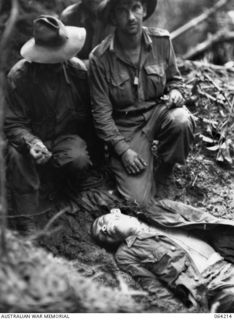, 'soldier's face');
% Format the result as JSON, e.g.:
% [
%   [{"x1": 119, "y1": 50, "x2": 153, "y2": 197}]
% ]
[
  {"x1": 112, "y1": 0, "x2": 146, "y2": 35},
  {"x1": 92, "y1": 212, "x2": 140, "y2": 244}
]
